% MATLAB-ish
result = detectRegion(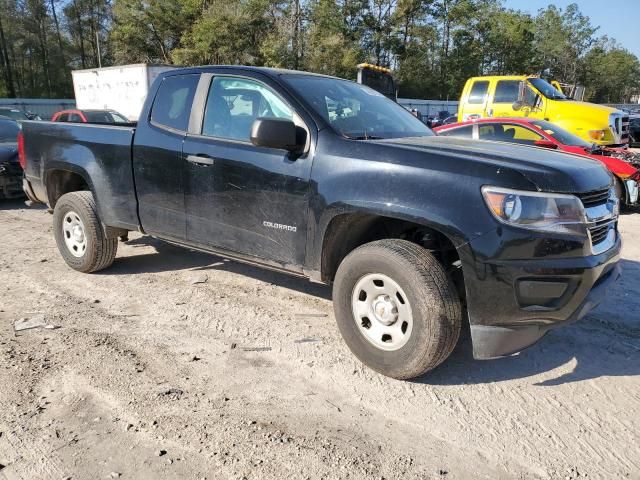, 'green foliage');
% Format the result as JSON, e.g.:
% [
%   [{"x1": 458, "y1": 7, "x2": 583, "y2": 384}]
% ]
[{"x1": 0, "y1": 0, "x2": 638, "y2": 102}]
